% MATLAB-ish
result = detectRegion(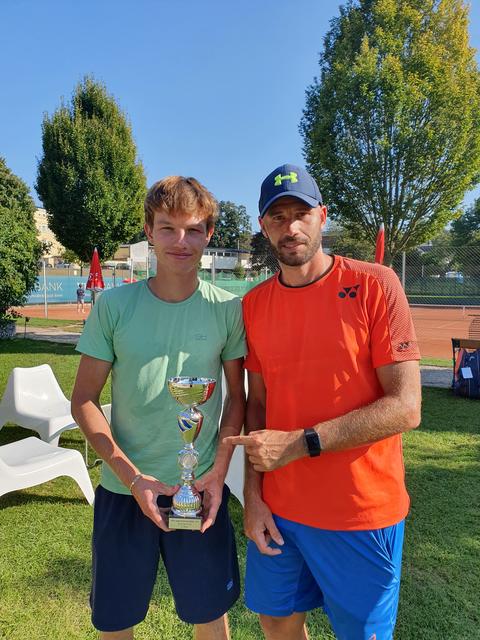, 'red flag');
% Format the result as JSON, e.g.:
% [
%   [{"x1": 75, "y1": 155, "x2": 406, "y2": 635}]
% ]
[
  {"x1": 86, "y1": 247, "x2": 105, "y2": 290},
  {"x1": 375, "y1": 224, "x2": 385, "y2": 264}
]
